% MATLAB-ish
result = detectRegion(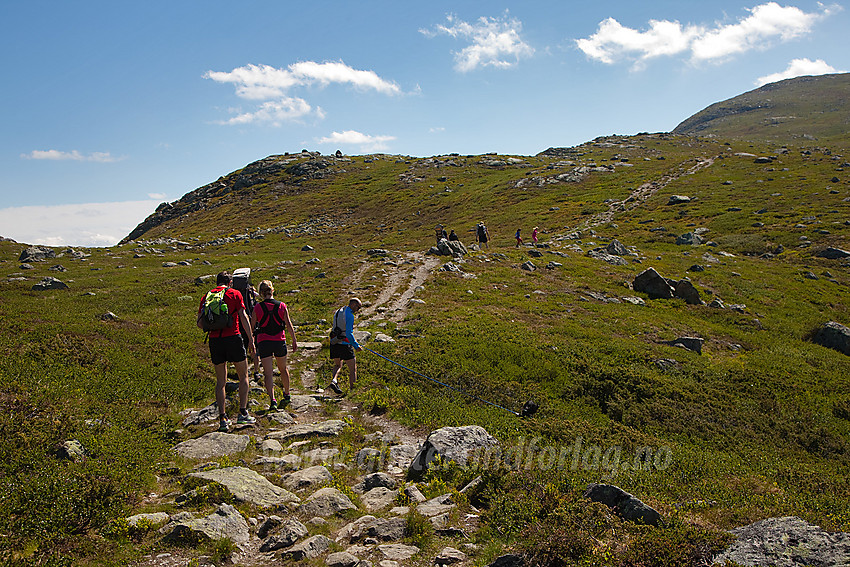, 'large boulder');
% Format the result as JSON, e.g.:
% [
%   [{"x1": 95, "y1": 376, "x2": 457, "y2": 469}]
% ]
[
  {"x1": 282, "y1": 534, "x2": 331, "y2": 560},
  {"x1": 189, "y1": 466, "x2": 299, "y2": 508},
  {"x1": 633, "y1": 268, "x2": 674, "y2": 299},
  {"x1": 435, "y1": 238, "x2": 468, "y2": 257},
  {"x1": 259, "y1": 518, "x2": 309, "y2": 551},
  {"x1": 173, "y1": 432, "x2": 249, "y2": 460},
  {"x1": 32, "y1": 277, "x2": 69, "y2": 291},
  {"x1": 336, "y1": 515, "x2": 406, "y2": 543},
  {"x1": 299, "y1": 487, "x2": 356, "y2": 517},
  {"x1": 676, "y1": 232, "x2": 702, "y2": 246},
  {"x1": 812, "y1": 321, "x2": 850, "y2": 356},
  {"x1": 815, "y1": 247, "x2": 850, "y2": 259},
  {"x1": 584, "y1": 483, "x2": 661, "y2": 526},
  {"x1": 19, "y1": 246, "x2": 55, "y2": 263},
  {"x1": 408, "y1": 425, "x2": 498, "y2": 480},
  {"x1": 605, "y1": 239, "x2": 629, "y2": 256},
  {"x1": 160, "y1": 503, "x2": 249, "y2": 544},
  {"x1": 674, "y1": 278, "x2": 704, "y2": 305},
  {"x1": 713, "y1": 516, "x2": 850, "y2": 567}
]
